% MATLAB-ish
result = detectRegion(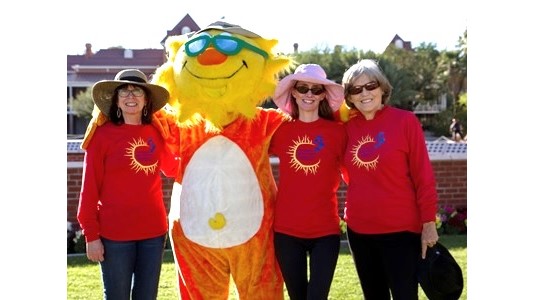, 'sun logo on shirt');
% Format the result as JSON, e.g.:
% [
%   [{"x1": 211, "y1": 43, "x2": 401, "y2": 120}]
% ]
[
  {"x1": 125, "y1": 137, "x2": 158, "y2": 175},
  {"x1": 287, "y1": 135, "x2": 321, "y2": 175},
  {"x1": 351, "y1": 135, "x2": 379, "y2": 171}
]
